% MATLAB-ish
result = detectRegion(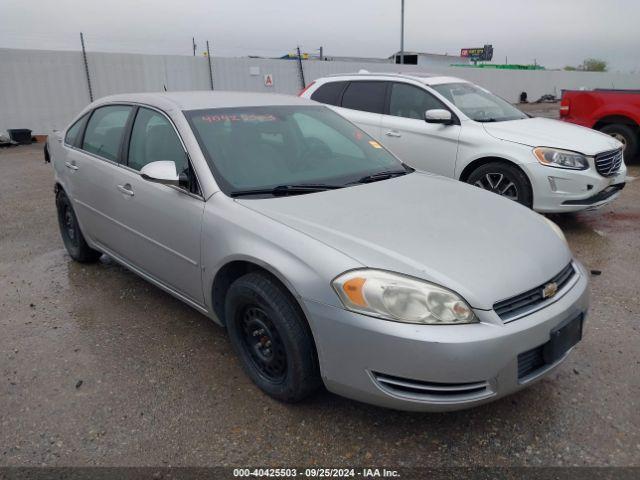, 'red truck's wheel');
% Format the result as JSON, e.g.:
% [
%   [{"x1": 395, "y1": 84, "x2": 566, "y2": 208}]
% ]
[{"x1": 600, "y1": 124, "x2": 638, "y2": 161}]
